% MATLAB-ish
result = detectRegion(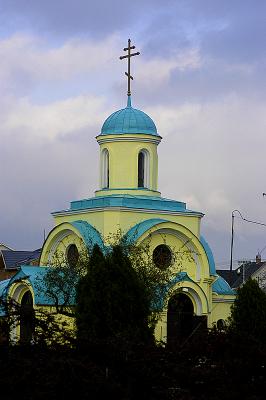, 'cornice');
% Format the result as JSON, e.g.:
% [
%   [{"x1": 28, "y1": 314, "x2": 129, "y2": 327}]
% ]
[
  {"x1": 52, "y1": 206, "x2": 204, "y2": 218},
  {"x1": 96, "y1": 135, "x2": 161, "y2": 145}
]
